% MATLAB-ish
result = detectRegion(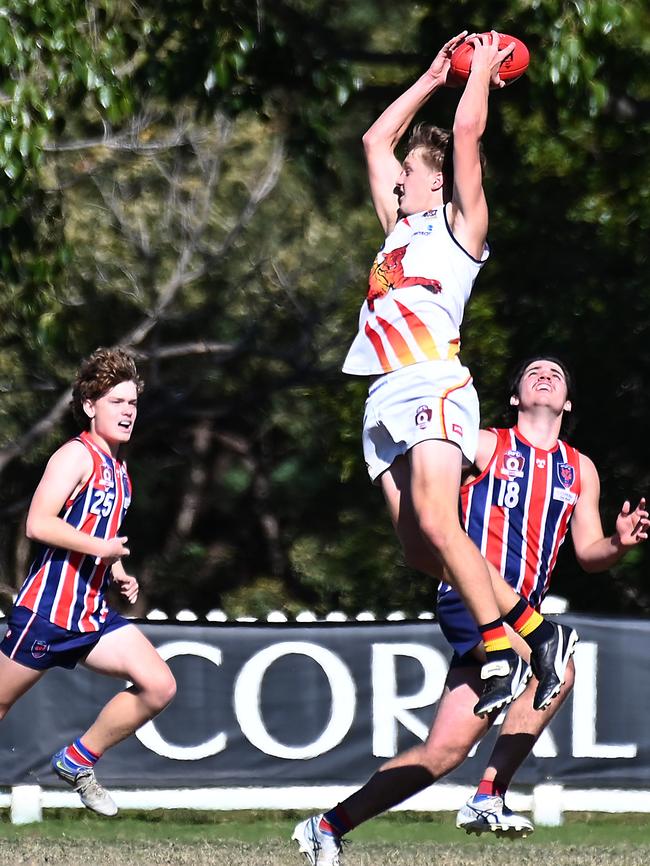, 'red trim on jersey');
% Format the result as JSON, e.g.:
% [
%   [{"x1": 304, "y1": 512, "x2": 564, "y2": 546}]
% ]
[
  {"x1": 364, "y1": 322, "x2": 392, "y2": 372},
  {"x1": 62, "y1": 434, "x2": 97, "y2": 510},
  {"x1": 393, "y1": 299, "x2": 441, "y2": 360},
  {"x1": 375, "y1": 315, "x2": 417, "y2": 366},
  {"x1": 512, "y1": 425, "x2": 559, "y2": 454}
]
